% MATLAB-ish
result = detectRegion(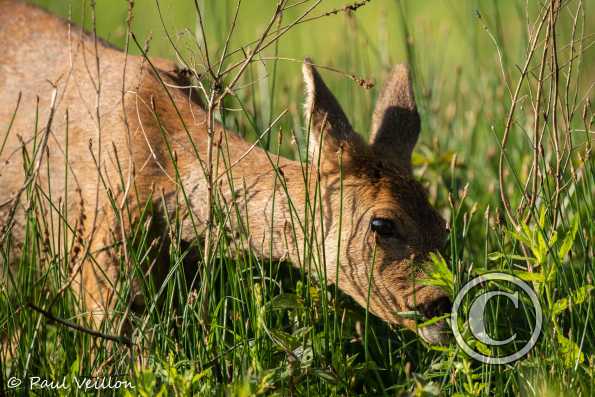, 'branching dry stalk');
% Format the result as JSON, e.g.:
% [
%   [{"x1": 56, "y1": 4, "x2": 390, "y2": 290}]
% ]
[
  {"x1": 497, "y1": 2, "x2": 549, "y2": 230},
  {"x1": 548, "y1": 0, "x2": 562, "y2": 228},
  {"x1": 0, "y1": 86, "x2": 57, "y2": 233},
  {"x1": 214, "y1": 0, "x2": 378, "y2": 79},
  {"x1": 196, "y1": 0, "x2": 289, "y2": 325},
  {"x1": 524, "y1": 5, "x2": 552, "y2": 226},
  {"x1": 492, "y1": 0, "x2": 592, "y2": 276}
]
